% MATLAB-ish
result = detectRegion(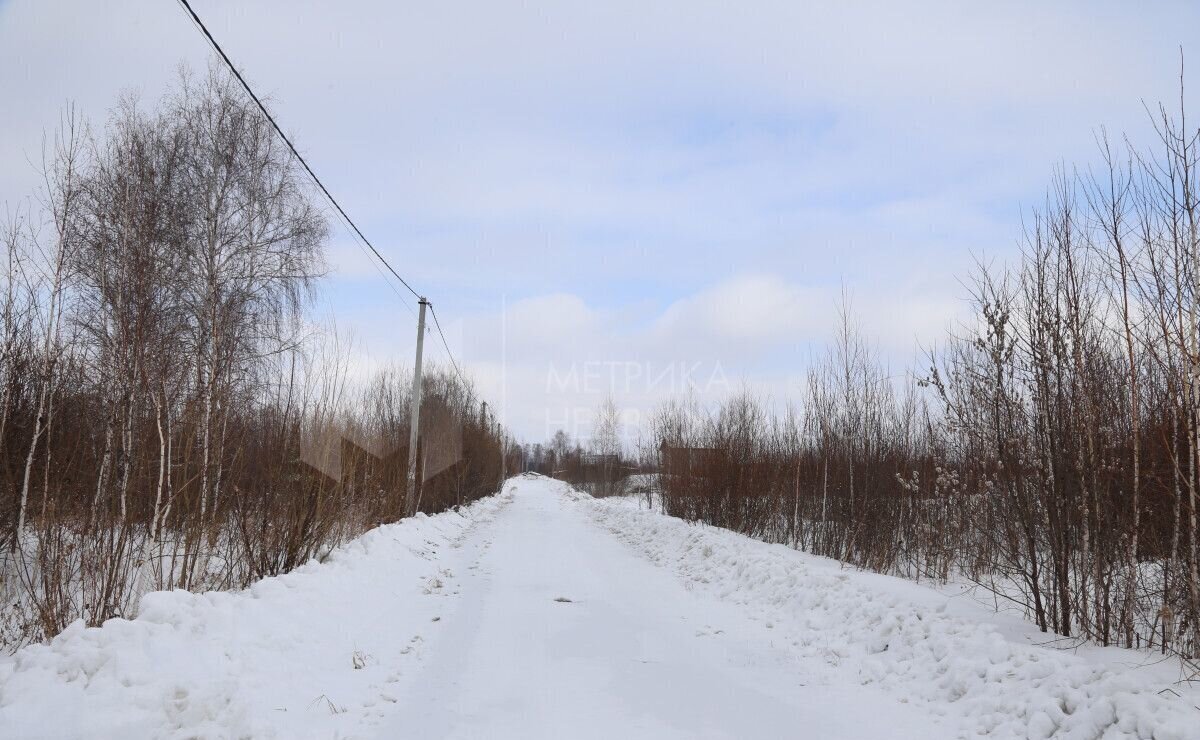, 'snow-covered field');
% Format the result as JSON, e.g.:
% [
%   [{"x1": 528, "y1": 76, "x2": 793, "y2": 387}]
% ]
[{"x1": 1, "y1": 474, "x2": 1196, "y2": 739}]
